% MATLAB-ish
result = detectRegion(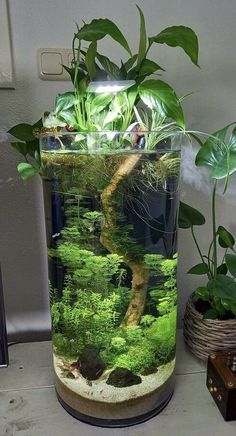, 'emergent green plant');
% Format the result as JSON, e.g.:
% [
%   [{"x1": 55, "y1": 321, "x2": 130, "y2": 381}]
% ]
[{"x1": 8, "y1": 6, "x2": 199, "y2": 181}]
